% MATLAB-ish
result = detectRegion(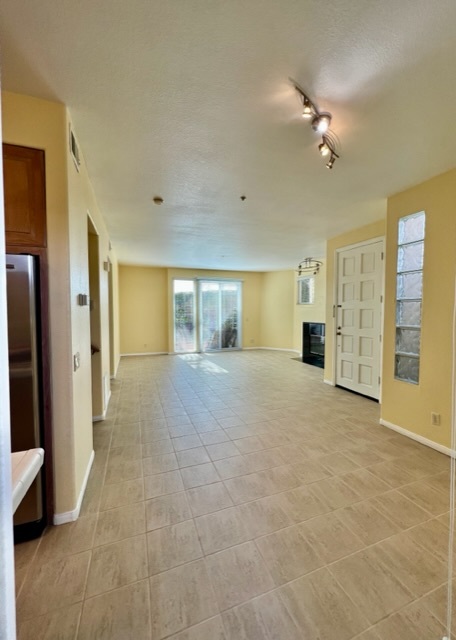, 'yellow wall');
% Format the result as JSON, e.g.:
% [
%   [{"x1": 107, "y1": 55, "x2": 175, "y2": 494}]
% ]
[
  {"x1": 119, "y1": 266, "x2": 168, "y2": 353},
  {"x1": 381, "y1": 169, "x2": 456, "y2": 447},
  {"x1": 2, "y1": 92, "x2": 119, "y2": 516},
  {"x1": 260, "y1": 271, "x2": 294, "y2": 349},
  {"x1": 293, "y1": 262, "x2": 327, "y2": 352},
  {"x1": 324, "y1": 219, "x2": 387, "y2": 382}
]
